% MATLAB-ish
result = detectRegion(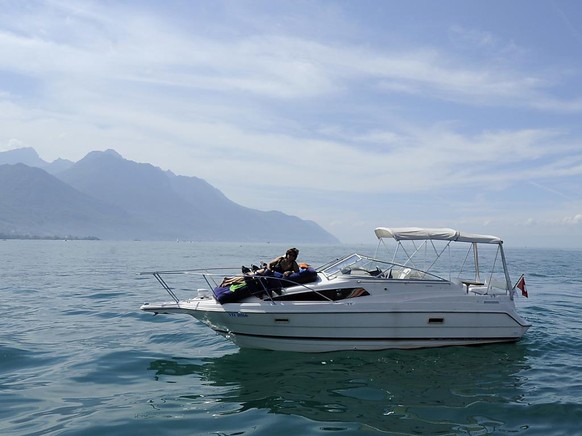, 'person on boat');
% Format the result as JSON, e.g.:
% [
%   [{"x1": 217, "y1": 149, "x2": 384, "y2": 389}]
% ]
[
  {"x1": 267, "y1": 247, "x2": 300, "y2": 277},
  {"x1": 243, "y1": 247, "x2": 300, "y2": 277}
]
